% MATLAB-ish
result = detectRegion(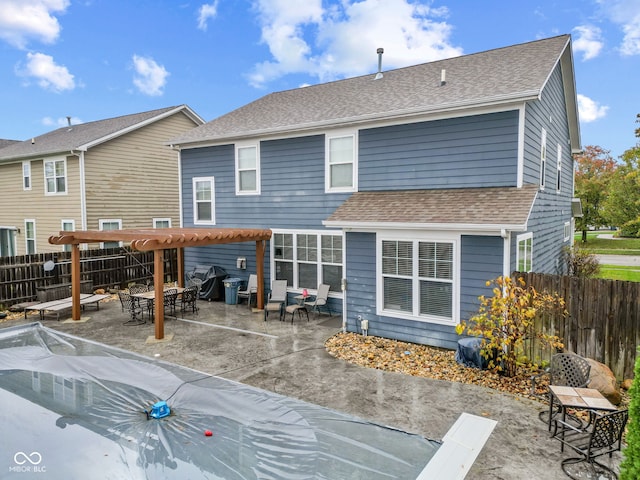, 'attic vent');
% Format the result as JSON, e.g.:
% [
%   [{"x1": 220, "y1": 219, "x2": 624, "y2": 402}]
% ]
[{"x1": 375, "y1": 47, "x2": 384, "y2": 80}]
